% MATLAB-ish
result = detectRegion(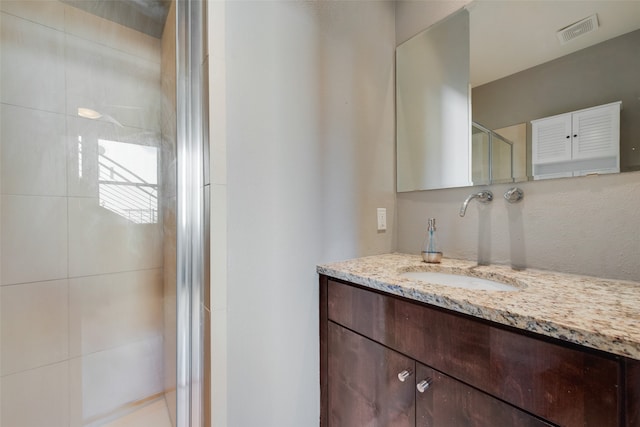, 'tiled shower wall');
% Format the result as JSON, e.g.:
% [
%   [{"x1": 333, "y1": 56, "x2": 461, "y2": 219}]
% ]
[
  {"x1": 0, "y1": 2, "x2": 167, "y2": 426},
  {"x1": 160, "y1": 1, "x2": 177, "y2": 425}
]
